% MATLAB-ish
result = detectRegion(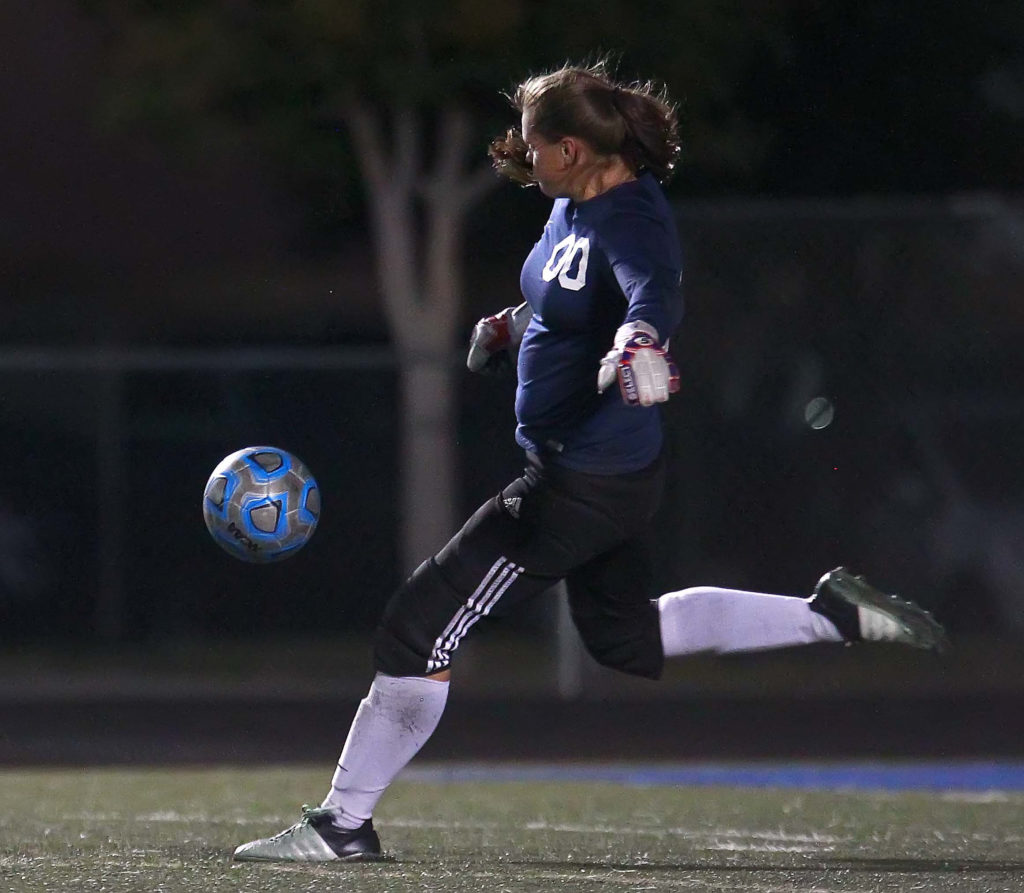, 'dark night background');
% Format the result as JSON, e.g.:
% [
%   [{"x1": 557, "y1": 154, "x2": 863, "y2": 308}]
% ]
[{"x1": 1, "y1": 0, "x2": 1024, "y2": 762}]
